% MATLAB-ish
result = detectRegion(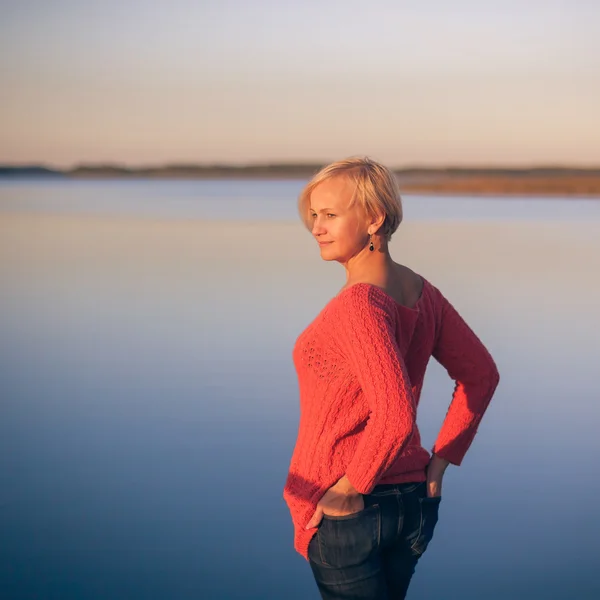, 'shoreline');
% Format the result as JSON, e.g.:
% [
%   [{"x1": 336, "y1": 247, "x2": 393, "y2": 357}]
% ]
[{"x1": 2, "y1": 165, "x2": 600, "y2": 195}]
